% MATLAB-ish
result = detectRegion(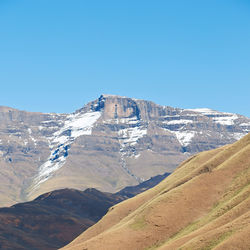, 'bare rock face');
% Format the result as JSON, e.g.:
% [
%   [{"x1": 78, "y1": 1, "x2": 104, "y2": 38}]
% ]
[{"x1": 0, "y1": 95, "x2": 249, "y2": 206}]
